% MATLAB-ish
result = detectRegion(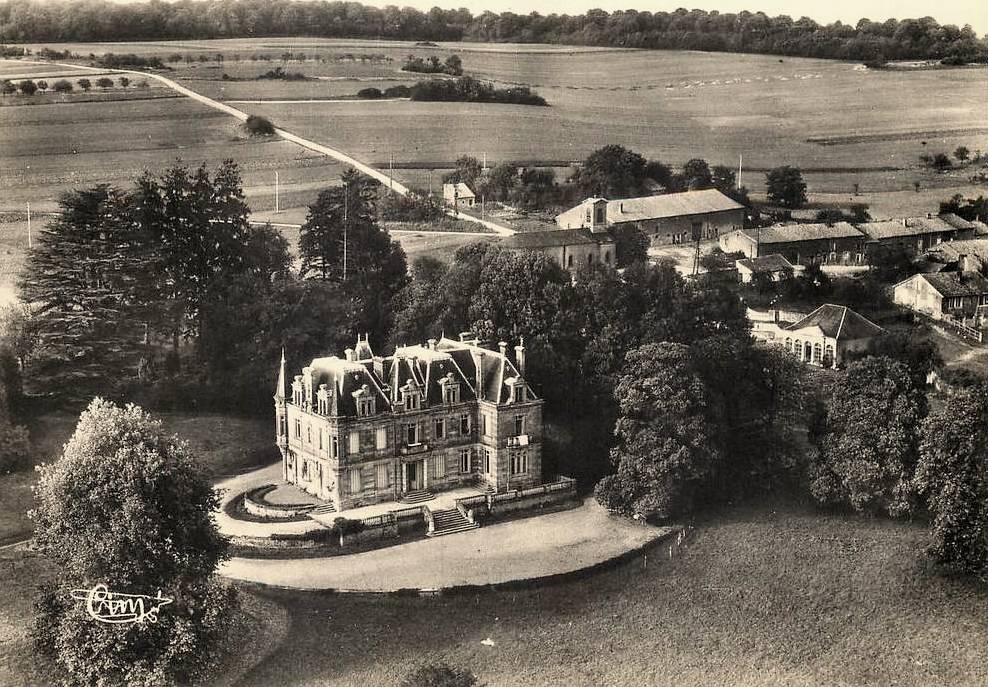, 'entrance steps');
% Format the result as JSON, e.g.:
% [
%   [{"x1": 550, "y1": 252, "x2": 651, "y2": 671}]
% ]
[
  {"x1": 428, "y1": 507, "x2": 480, "y2": 537},
  {"x1": 309, "y1": 502, "x2": 337, "y2": 516},
  {"x1": 401, "y1": 489, "x2": 435, "y2": 505}
]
